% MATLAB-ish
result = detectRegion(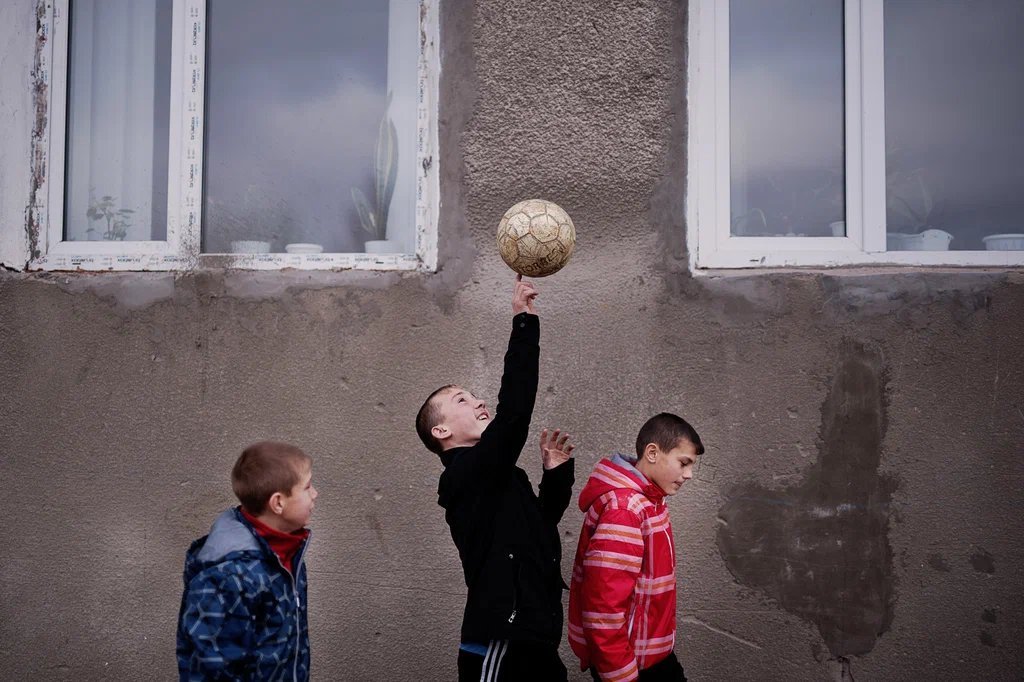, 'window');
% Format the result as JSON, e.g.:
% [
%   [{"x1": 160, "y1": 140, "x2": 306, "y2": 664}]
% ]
[
  {"x1": 34, "y1": 0, "x2": 438, "y2": 271},
  {"x1": 688, "y1": 0, "x2": 1024, "y2": 269}
]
